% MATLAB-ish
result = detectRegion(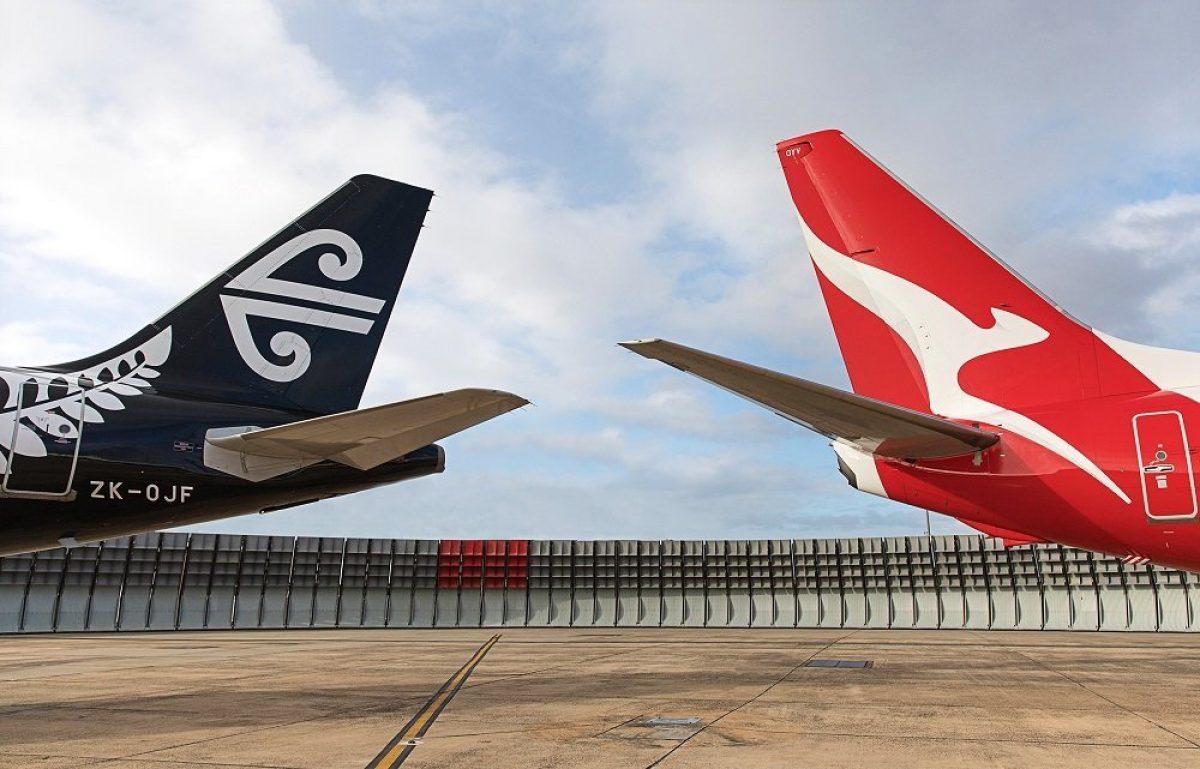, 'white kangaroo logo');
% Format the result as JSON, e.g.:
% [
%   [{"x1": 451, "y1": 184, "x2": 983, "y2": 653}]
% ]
[
  {"x1": 800, "y1": 220, "x2": 1130, "y2": 503},
  {"x1": 220, "y1": 229, "x2": 384, "y2": 383}
]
